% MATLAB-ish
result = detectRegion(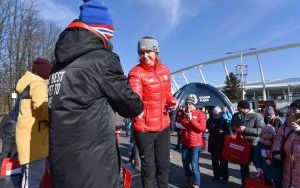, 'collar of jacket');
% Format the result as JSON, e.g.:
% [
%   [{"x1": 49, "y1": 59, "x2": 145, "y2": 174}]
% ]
[
  {"x1": 140, "y1": 58, "x2": 161, "y2": 72},
  {"x1": 67, "y1": 20, "x2": 109, "y2": 49}
]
